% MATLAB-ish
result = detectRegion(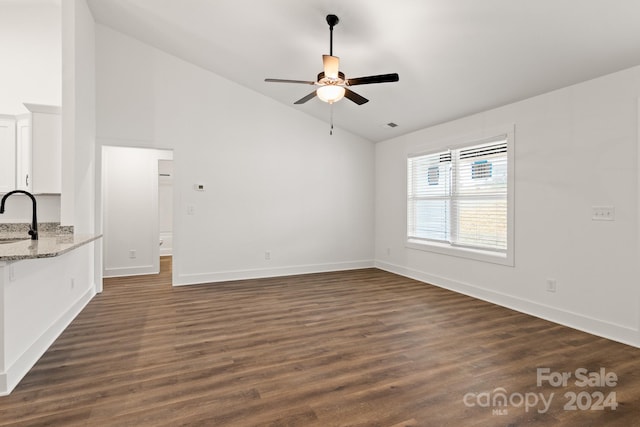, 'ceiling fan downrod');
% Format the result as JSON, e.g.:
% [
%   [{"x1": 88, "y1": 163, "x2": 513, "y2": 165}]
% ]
[{"x1": 326, "y1": 14, "x2": 339, "y2": 56}]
